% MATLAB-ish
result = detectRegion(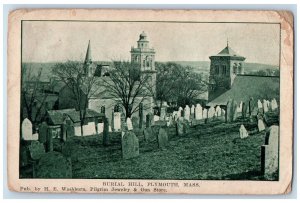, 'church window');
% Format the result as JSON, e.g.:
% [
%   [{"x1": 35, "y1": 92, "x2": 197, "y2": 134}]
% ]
[{"x1": 143, "y1": 59, "x2": 146, "y2": 67}]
